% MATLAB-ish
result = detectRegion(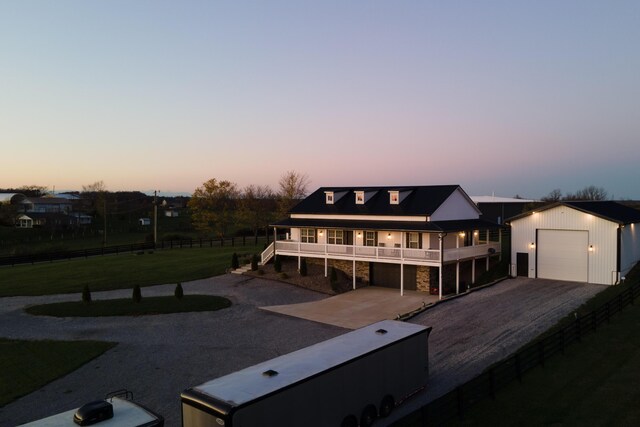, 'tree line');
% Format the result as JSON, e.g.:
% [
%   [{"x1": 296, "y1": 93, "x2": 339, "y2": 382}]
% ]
[{"x1": 187, "y1": 170, "x2": 310, "y2": 239}]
